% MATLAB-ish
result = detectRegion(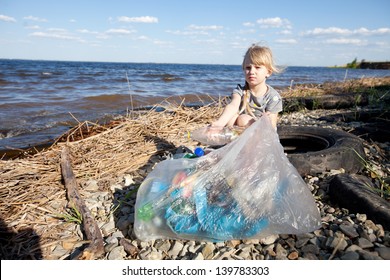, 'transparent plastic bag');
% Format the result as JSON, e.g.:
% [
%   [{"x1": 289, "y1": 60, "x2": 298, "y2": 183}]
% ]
[{"x1": 134, "y1": 115, "x2": 321, "y2": 241}]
